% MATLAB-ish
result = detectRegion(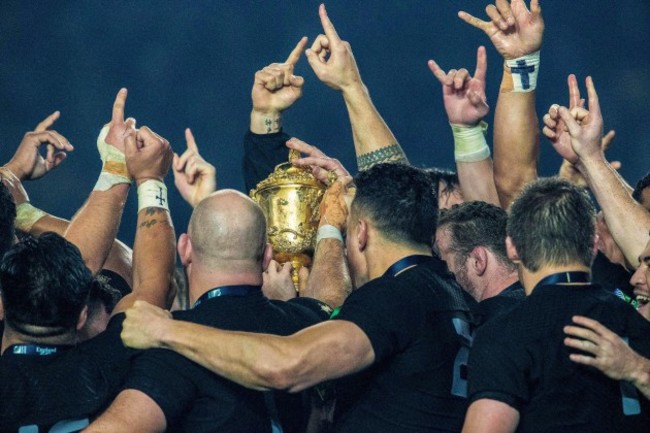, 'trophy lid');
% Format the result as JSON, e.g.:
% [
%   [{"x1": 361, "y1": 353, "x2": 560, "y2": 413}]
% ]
[{"x1": 250, "y1": 149, "x2": 324, "y2": 195}]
